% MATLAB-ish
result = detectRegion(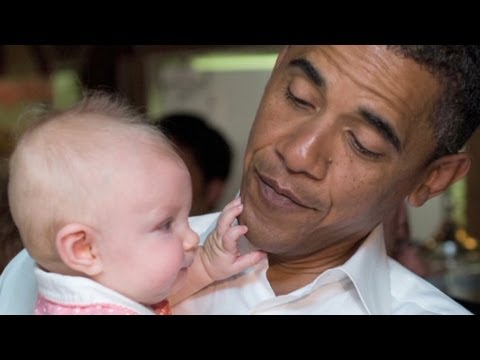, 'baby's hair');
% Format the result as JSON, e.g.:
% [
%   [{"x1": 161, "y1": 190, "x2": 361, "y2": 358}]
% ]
[{"x1": 8, "y1": 91, "x2": 176, "y2": 268}]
